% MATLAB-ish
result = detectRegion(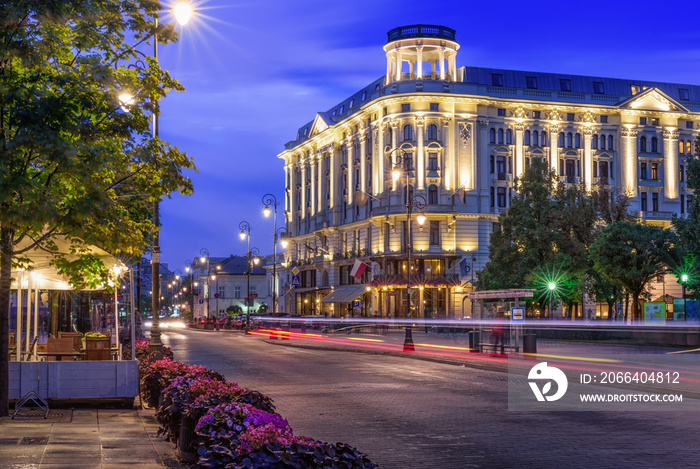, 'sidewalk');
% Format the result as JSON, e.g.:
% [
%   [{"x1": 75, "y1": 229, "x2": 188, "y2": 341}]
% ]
[{"x1": 0, "y1": 402, "x2": 185, "y2": 468}]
